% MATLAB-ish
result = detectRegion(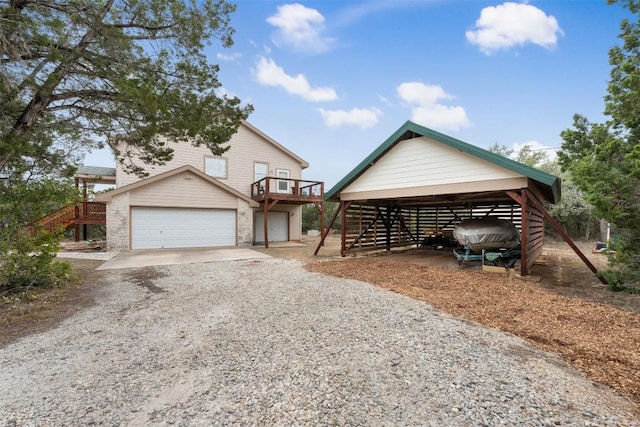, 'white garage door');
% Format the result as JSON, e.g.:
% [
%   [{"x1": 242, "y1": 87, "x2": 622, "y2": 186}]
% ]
[
  {"x1": 131, "y1": 207, "x2": 236, "y2": 249},
  {"x1": 254, "y1": 211, "x2": 289, "y2": 242}
]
